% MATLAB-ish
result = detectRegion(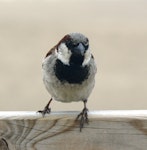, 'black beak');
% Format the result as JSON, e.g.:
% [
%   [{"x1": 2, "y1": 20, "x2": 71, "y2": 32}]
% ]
[{"x1": 72, "y1": 43, "x2": 85, "y2": 55}]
